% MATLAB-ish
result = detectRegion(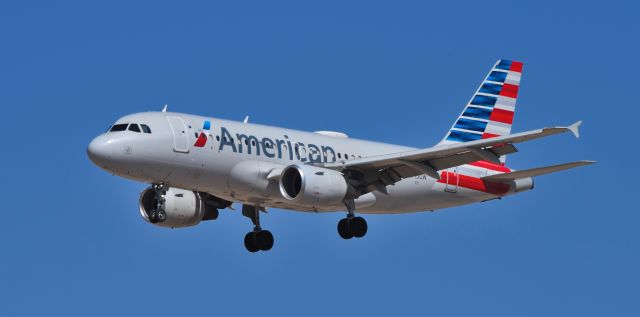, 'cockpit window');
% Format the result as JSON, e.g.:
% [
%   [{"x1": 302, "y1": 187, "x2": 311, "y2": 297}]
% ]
[
  {"x1": 140, "y1": 124, "x2": 152, "y2": 133},
  {"x1": 128, "y1": 124, "x2": 141, "y2": 132},
  {"x1": 110, "y1": 124, "x2": 128, "y2": 132}
]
